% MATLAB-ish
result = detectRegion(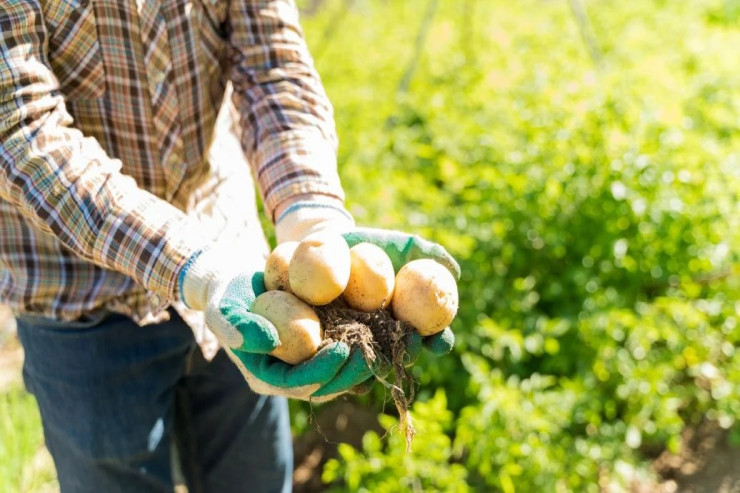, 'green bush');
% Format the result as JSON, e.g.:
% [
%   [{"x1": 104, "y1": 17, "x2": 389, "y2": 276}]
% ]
[{"x1": 297, "y1": 0, "x2": 740, "y2": 490}]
